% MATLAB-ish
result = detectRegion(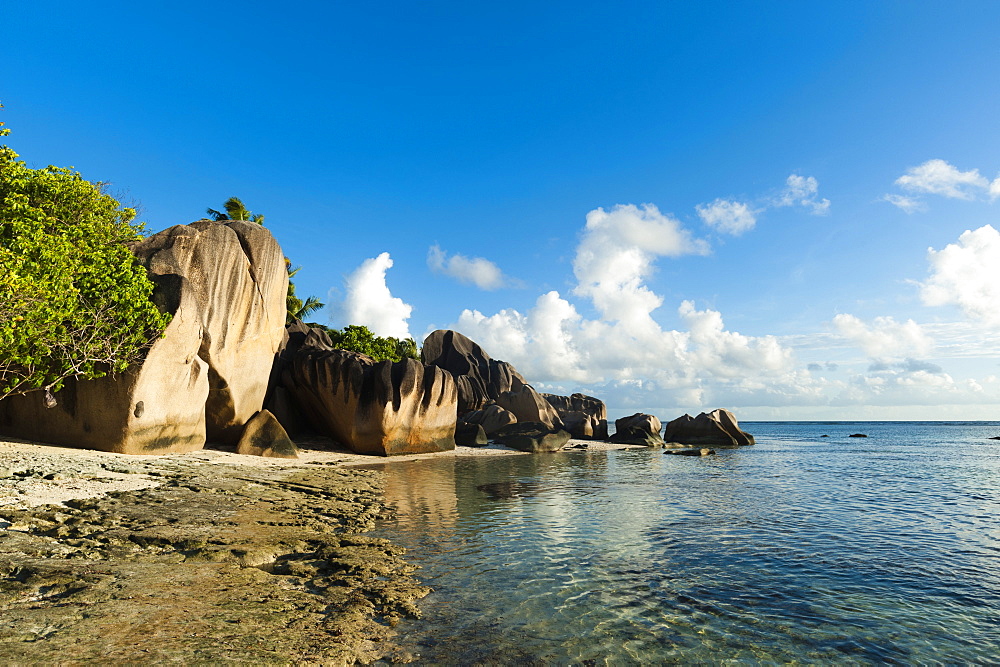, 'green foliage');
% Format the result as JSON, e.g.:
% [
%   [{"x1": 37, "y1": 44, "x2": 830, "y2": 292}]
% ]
[
  {"x1": 286, "y1": 260, "x2": 323, "y2": 324},
  {"x1": 0, "y1": 108, "x2": 171, "y2": 400},
  {"x1": 321, "y1": 324, "x2": 419, "y2": 363},
  {"x1": 207, "y1": 196, "x2": 264, "y2": 225}
]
